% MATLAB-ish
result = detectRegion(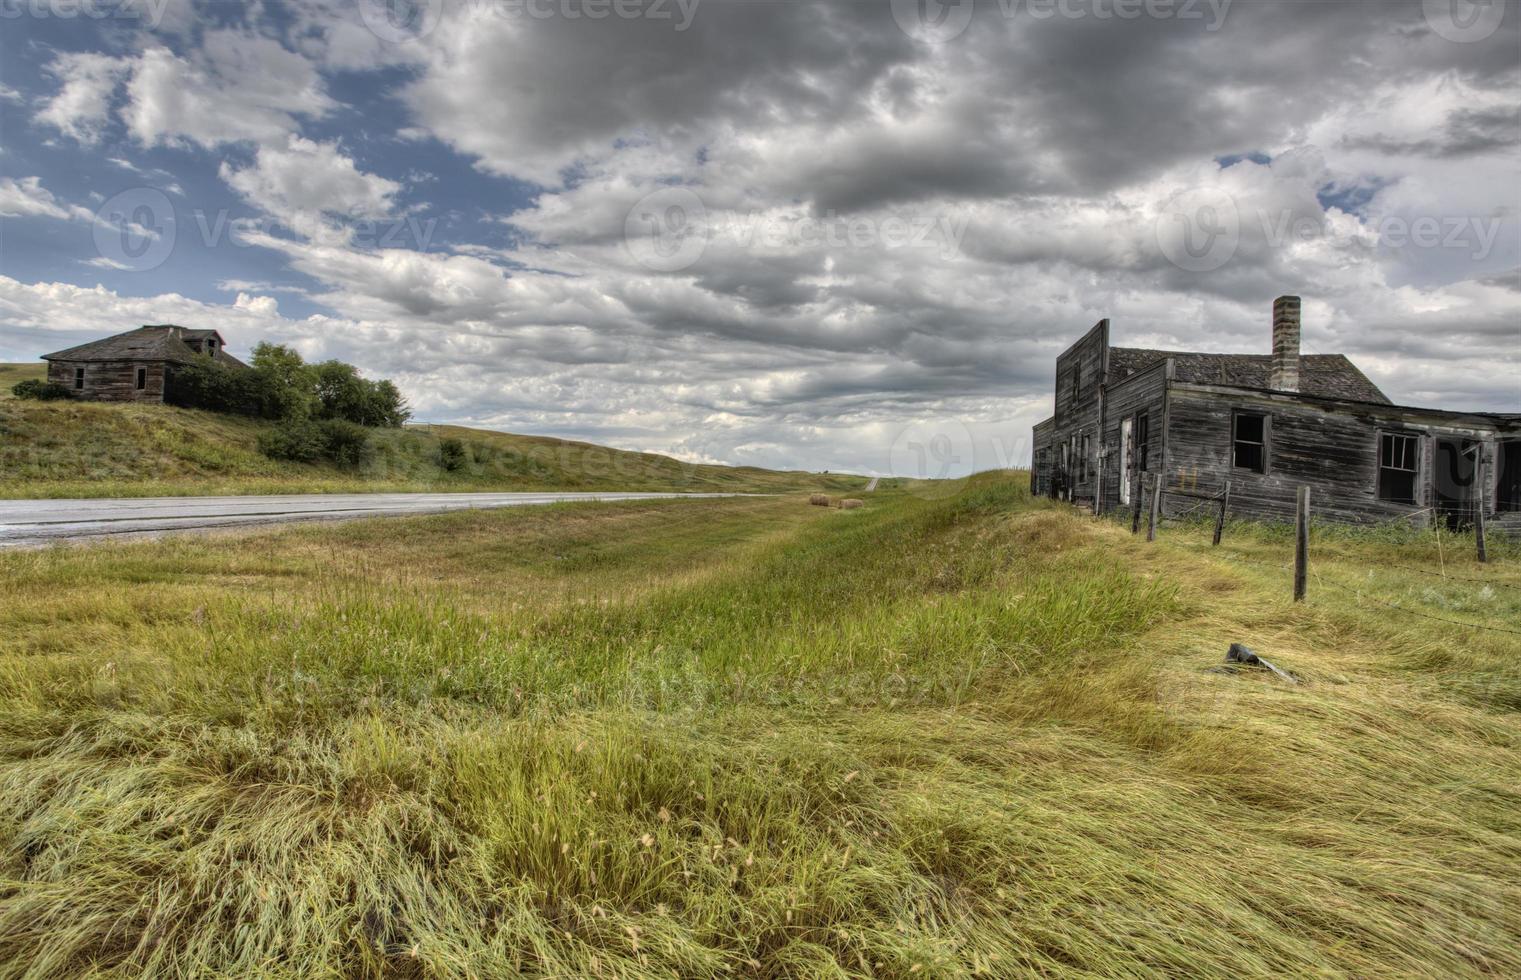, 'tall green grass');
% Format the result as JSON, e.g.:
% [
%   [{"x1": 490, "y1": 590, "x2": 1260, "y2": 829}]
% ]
[{"x1": 1, "y1": 476, "x2": 1518, "y2": 977}]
